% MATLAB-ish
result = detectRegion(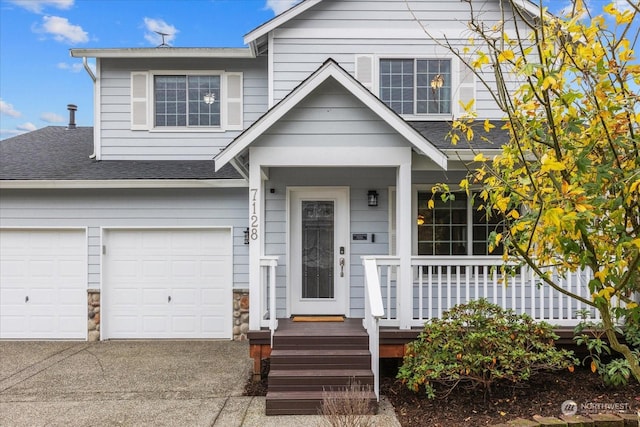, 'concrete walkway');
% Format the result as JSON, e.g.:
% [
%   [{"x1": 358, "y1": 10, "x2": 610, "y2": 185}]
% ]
[{"x1": 0, "y1": 341, "x2": 401, "y2": 427}]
